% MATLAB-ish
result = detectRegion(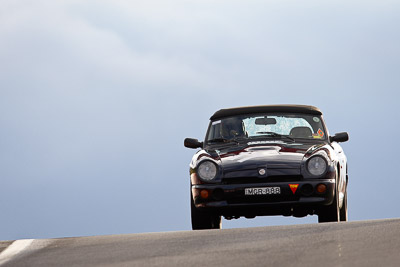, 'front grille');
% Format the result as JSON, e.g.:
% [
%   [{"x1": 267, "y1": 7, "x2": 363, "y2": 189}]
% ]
[{"x1": 222, "y1": 175, "x2": 302, "y2": 184}]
